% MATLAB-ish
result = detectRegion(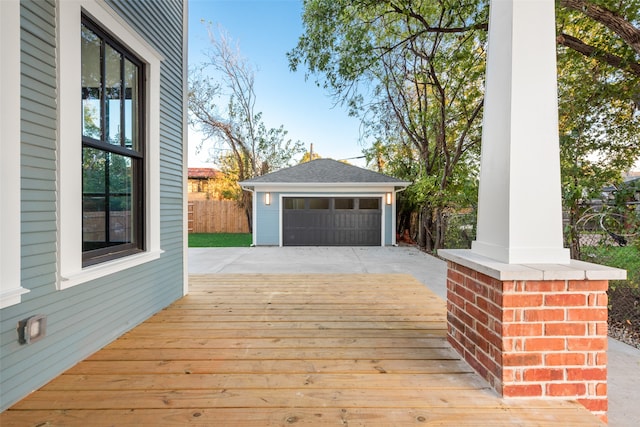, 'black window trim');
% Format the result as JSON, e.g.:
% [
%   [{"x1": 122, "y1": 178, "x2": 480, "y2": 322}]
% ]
[{"x1": 81, "y1": 14, "x2": 146, "y2": 267}]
